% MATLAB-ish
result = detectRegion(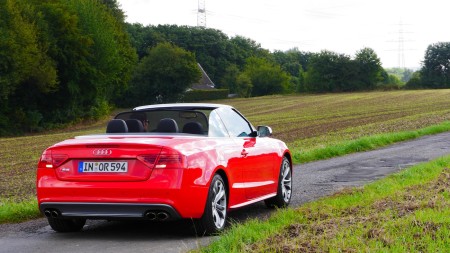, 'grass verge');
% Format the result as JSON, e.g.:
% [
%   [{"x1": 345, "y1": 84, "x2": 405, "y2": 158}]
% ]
[
  {"x1": 293, "y1": 121, "x2": 450, "y2": 163},
  {"x1": 0, "y1": 198, "x2": 40, "y2": 223},
  {"x1": 197, "y1": 155, "x2": 450, "y2": 252}
]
